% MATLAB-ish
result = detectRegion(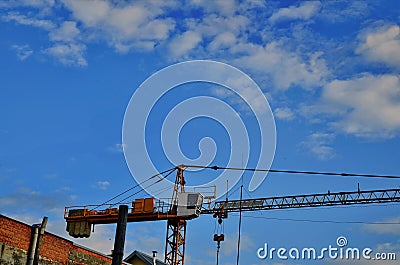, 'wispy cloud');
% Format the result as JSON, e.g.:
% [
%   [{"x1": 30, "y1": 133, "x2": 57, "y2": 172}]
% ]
[
  {"x1": 109, "y1": 143, "x2": 125, "y2": 153},
  {"x1": 219, "y1": 234, "x2": 255, "y2": 257},
  {"x1": 234, "y1": 43, "x2": 328, "y2": 91},
  {"x1": 11, "y1": 44, "x2": 33, "y2": 60},
  {"x1": 44, "y1": 43, "x2": 87, "y2": 66},
  {"x1": 320, "y1": 74, "x2": 400, "y2": 138},
  {"x1": 300, "y1": 132, "x2": 335, "y2": 160},
  {"x1": 49, "y1": 21, "x2": 80, "y2": 42},
  {"x1": 356, "y1": 24, "x2": 400, "y2": 70},
  {"x1": 0, "y1": 0, "x2": 55, "y2": 9},
  {"x1": 61, "y1": 0, "x2": 176, "y2": 53},
  {"x1": 168, "y1": 31, "x2": 202, "y2": 58},
  {"x1": 364, "y1": 216, "x2": 400, "y2": 235},
  {"x1": 123, "y1": 223, "x2": 165, "y2": 260},
  {"x1": 2, "y1": 0, "x2": 399, "y2": 144},
  {"x1": 269, "y1": 1, "x2": 321, "y2": 24},
  {"x1": 319, "y1": 1, "x2": 370, "y2": 23},
  {"x1": 274, "y1": 107, "x2": 295, "y2": 121},
  {"x1": 2, "y1": 10, "x2": 86, "y2": 66},
  {"x1": 0, "y1": 1, "x2": 329, "y2": 77},
  {"x1": 96, "y1": 181, "x2": 110, "y2": 190},
  {"x1": 2, "y1": 12, "x2": 54, "y2": 30},
  {"x1": 208, "y1": 32, "x2": 237, "y2": 52},
  {"x1": 73, "y1": 224, "x2": 115, "y2": 254},
  {"x1": 0, "y1": 187, "x2": 74, "y2": 214}
]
